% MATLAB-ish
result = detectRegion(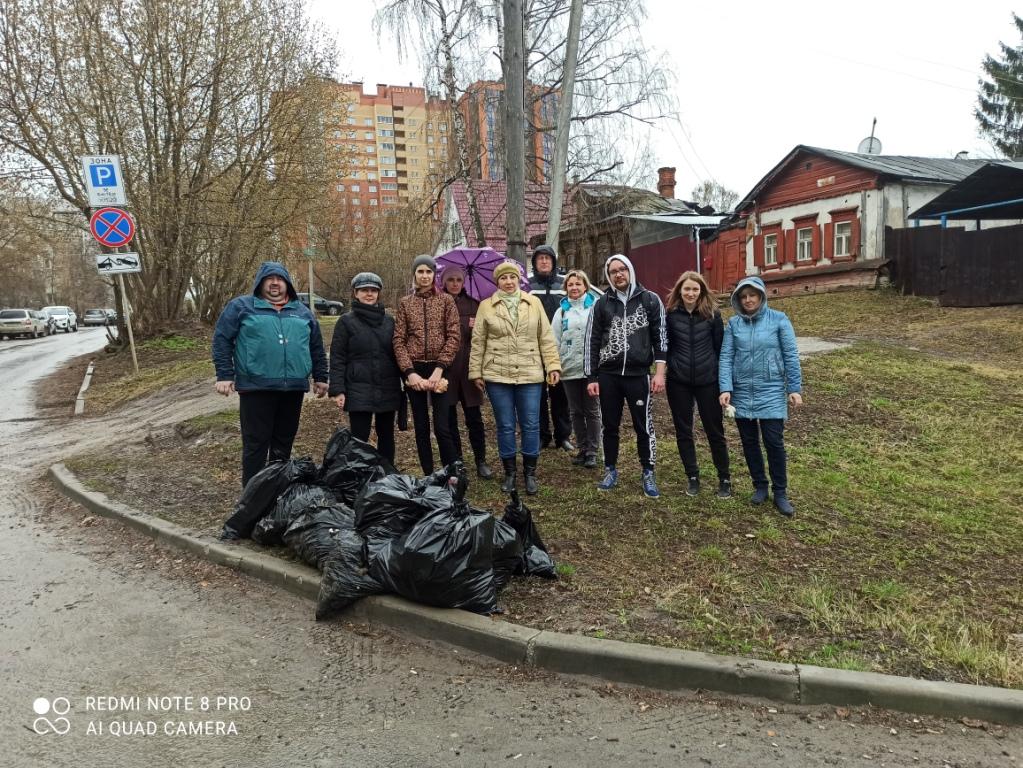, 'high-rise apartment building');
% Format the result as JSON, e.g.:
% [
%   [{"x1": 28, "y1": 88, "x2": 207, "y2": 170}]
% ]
[
  {"x1": 458, "y1": 80, "x2": 558, "y2": 183},
  {"x1": 328, "y1": 82, "x2": 451, "y2": 226}
]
